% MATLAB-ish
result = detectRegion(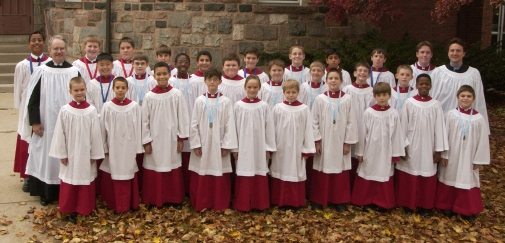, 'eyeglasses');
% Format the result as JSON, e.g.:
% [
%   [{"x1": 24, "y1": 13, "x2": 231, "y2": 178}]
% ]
[{"x1": 52, "y1": 47, "x2": 66, "y2": 52}]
